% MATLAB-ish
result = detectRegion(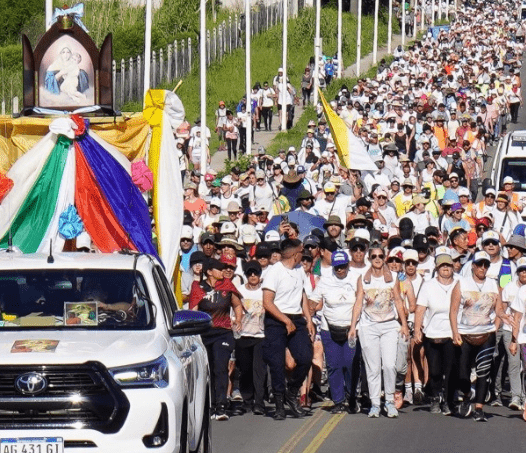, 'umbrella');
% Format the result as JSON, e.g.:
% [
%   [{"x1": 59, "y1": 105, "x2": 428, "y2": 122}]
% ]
[{"x1": 264, "y1": 211, "x2": 326, "y2": 240}]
